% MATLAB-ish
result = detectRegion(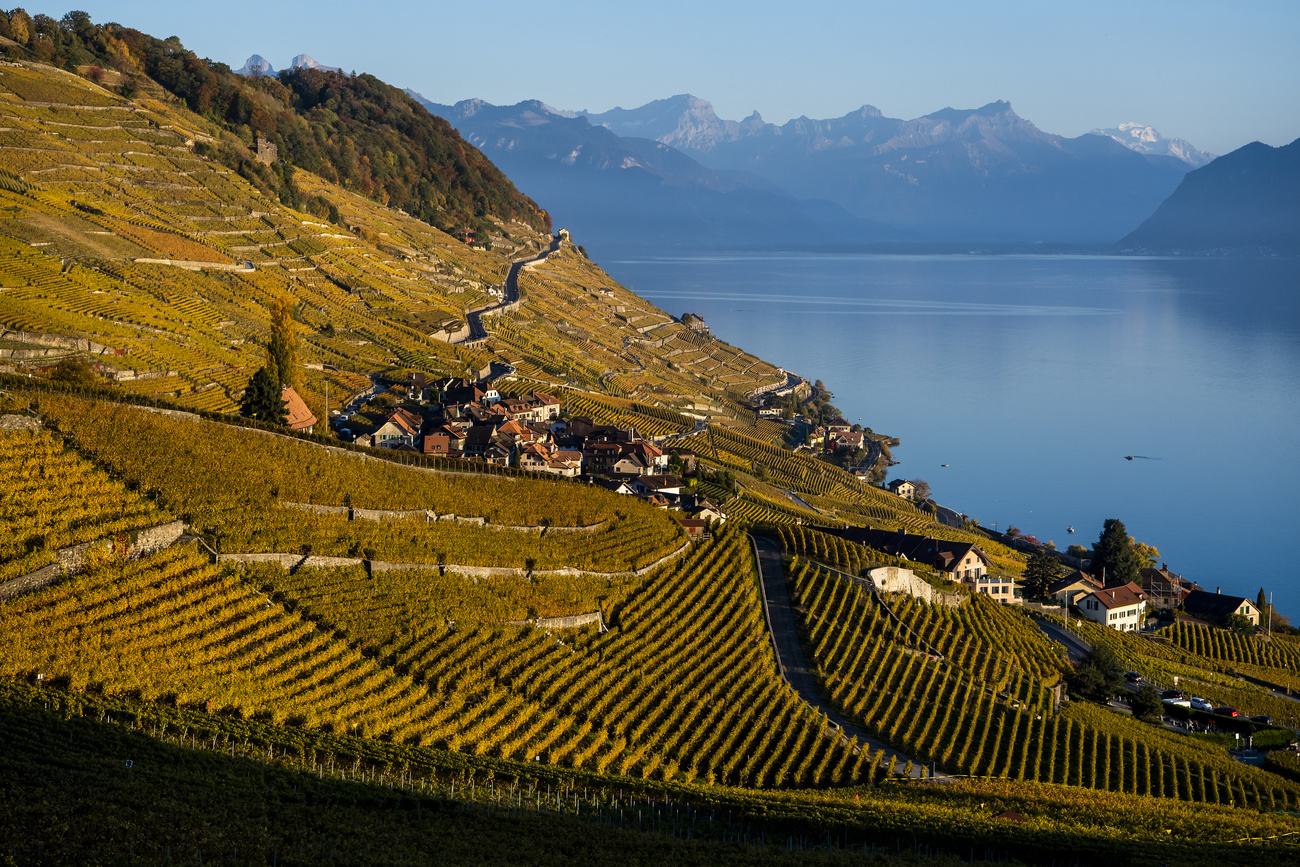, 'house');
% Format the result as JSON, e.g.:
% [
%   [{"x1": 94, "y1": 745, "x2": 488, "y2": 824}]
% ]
[
  {"x1": 1079, "y1": 582, "x2": 1148, "y2": 632},
  {"x1": 612, "y1": 441, "x2": 666, "y2": 476},
  {"x1": 1048, "y1": 570, "x2": 1102, "y2": 608},
  {"x1": 462, "y1": 424, "x2": 496, "y2": 458},
  {"x1": 1182, "y1": 590, "x2": 1261, "y2": 628},
  {"x1": 887, "y1": 479, "x2": 915, "y2": 500},
  {"x1": 669, "y1": 449, "x2": 697, "y2": 474},
  {"x1": 828, "y1": 430, "x2": 864, "y2": 453},
  {"x1": 593, "y1": 478, "x2": 636, "y2": 495},
  {"x1": 371, "y1": 407, "x2": 421, "y2": 448},
  {"x1": 422, "y1": 432, "x2": 452, "y2": 457},
  {"x1": 1139, "y1": 564, "x2": 1201, "y2": 611},
  {"x1": 830, "y1": 528, "x2": 1015, "y2": 602},
  {"x1": 582, "y1": 441, "x2": 621, "y2": 475},
  {"x1": 406, "y1": 371, "x2": 427, "y2": 403},
  {"x1": 678, "y1": 518, "x2": 709, "y2": 539},
  {"x1": 280, "y1": 387, "x2": 317, "y2": 434},
  {"x1": 527, "y1": 392, "x2": 562, "y2": 420},
  {"x1": 827, "y1": 417, "x2": 852, "y2": 434},
  {"x1": 633, "y1": 475, "x2": 685, "y2": 497}
]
